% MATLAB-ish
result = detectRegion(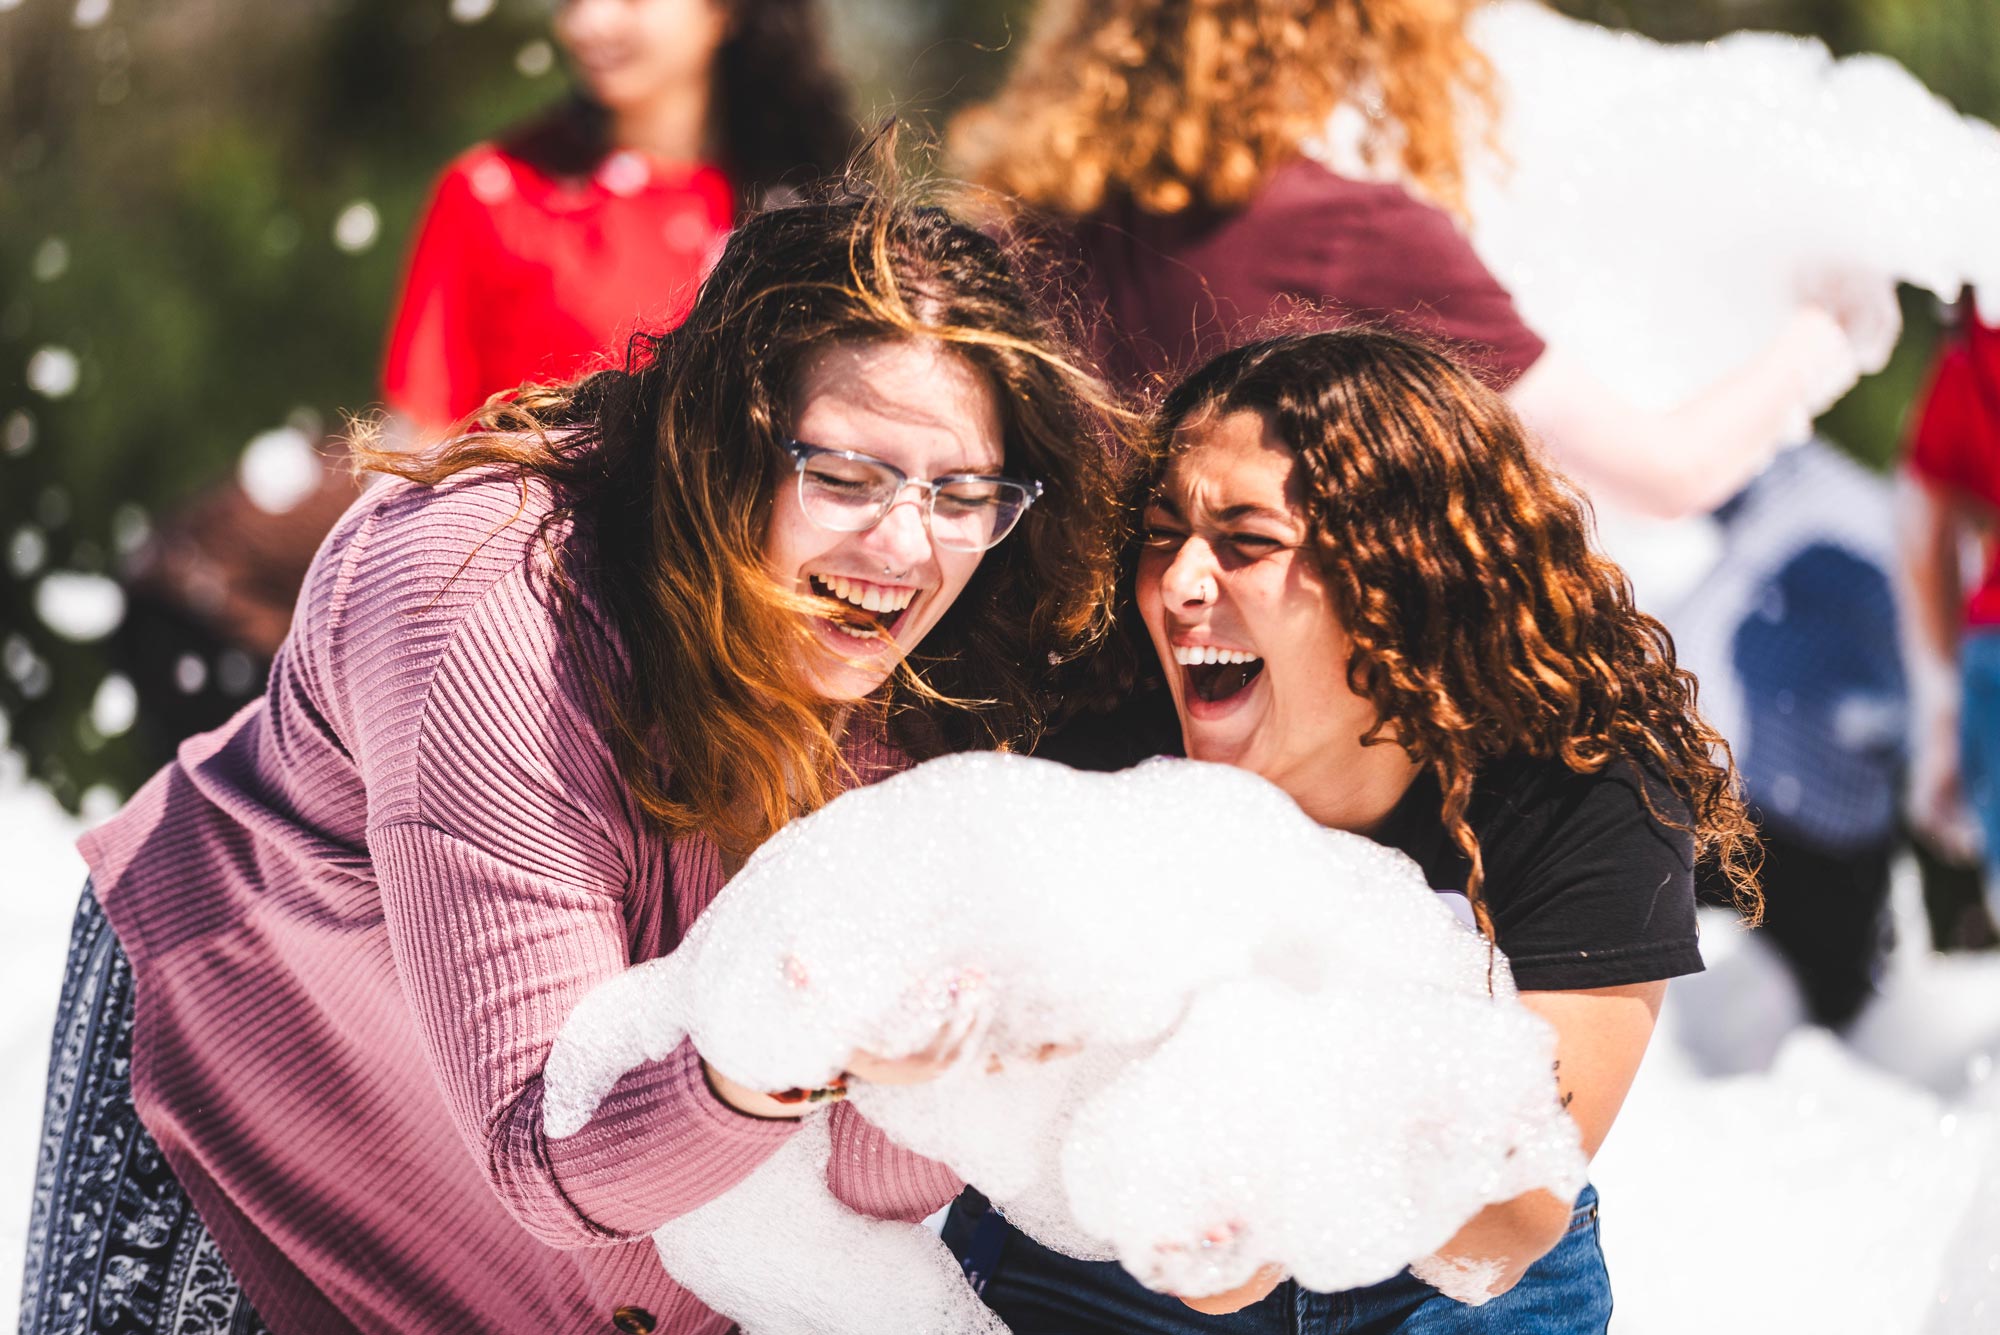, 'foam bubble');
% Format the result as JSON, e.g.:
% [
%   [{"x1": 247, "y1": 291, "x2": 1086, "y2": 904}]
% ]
[
  {"x1": 34, "y1": 571, "x2": 124, "y2": 643},
  {"x1": 237, "y1": 426, "x2": 322, "y2": 515},
  {"x1": 25, "y1": 346, "x2": 80, "y2": 400},
  {"x1": 546, "y1": 754, "x2": 1585, "y2": 1331},
  {"x1": 332, "y1": 201, "x2": 380, "y2": 254}
]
